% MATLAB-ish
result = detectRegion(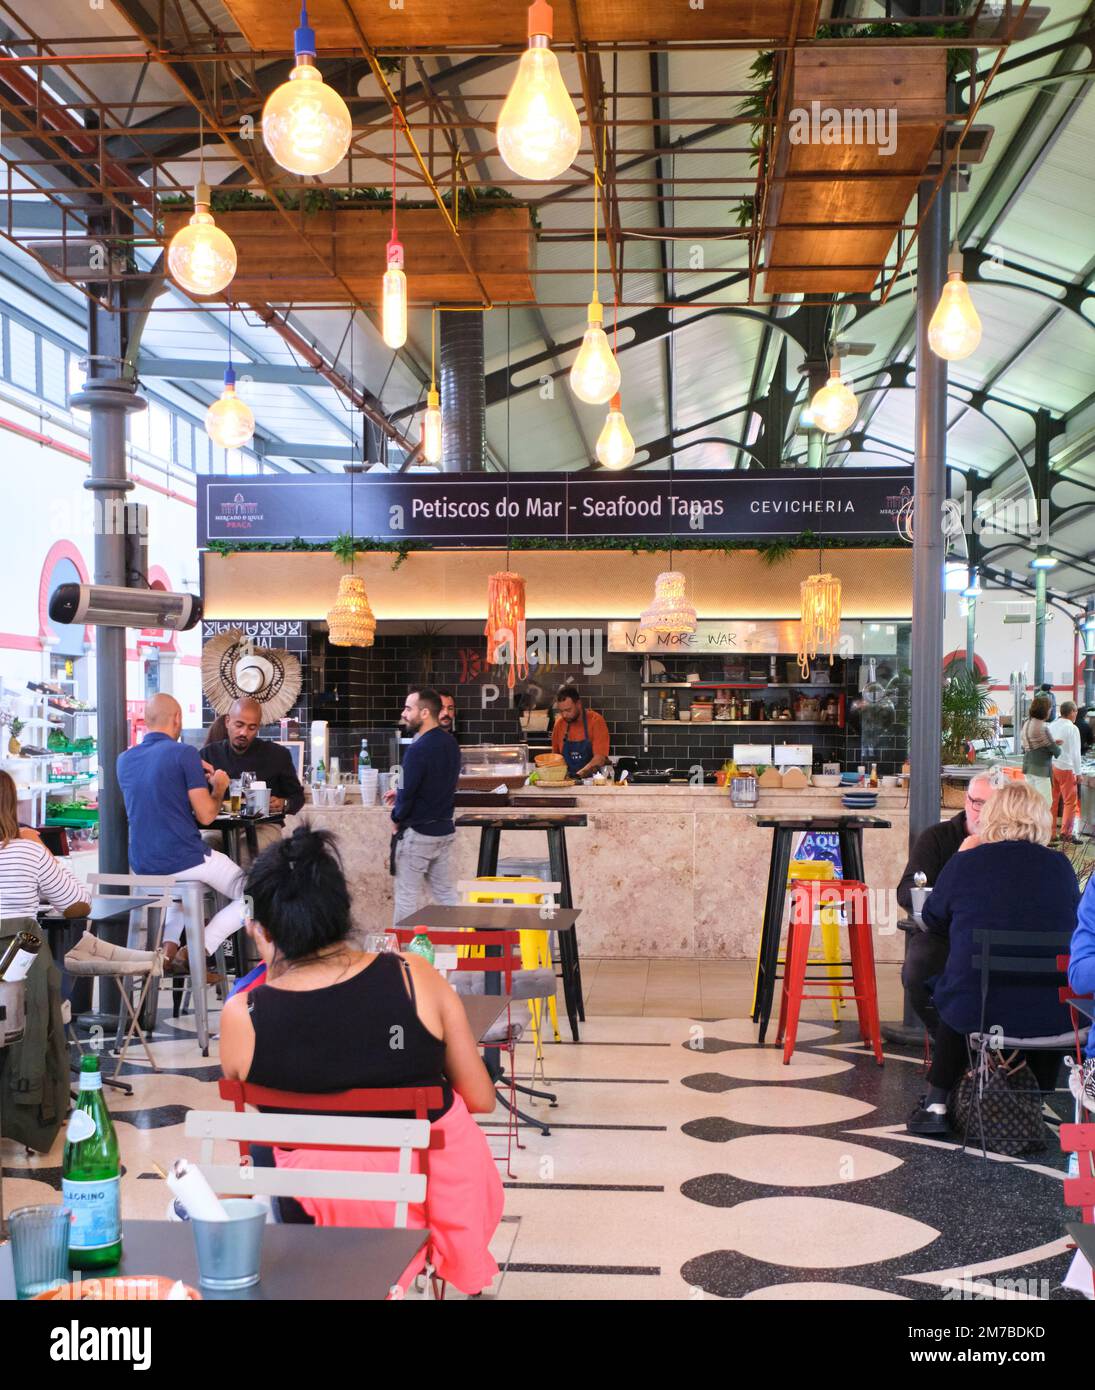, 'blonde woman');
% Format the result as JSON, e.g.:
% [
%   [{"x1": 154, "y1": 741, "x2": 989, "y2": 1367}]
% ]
[{"x1": 909, "y1": 781, "x2": 1079, "y2": 1135}]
